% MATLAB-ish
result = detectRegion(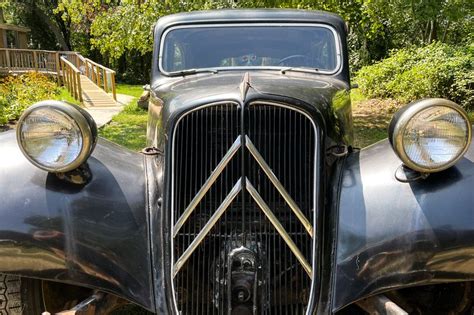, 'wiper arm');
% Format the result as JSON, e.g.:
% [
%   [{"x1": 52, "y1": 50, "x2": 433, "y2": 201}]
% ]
[
  {"x1": 280, "y1": 67, "x2": 320, "y2": 74},
  {"x1": 170, "y1": 68, "x2": 219, "y2": 76}
]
